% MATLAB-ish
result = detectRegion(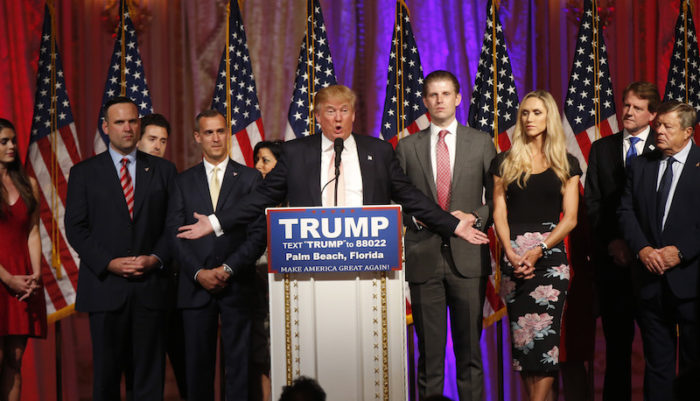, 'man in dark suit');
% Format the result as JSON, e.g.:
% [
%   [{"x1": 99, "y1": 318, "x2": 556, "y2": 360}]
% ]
[
  {"x1": 65, "y1": 97, "x2": 177, "y2": 401},
  {"x1": 169, "y1": 110, "x2": 265, "y2": 401},
  {"x1": 395, "y1": 70, "x2": 494, "y2": 400},
  {"x1": 584, "y1": 81, "x2": 659, "y2": 401},
  {"x1": 176, "y1": 85, "x2": 484, "y2": 247},
  {"x1": 618, "y1": 101, "x2": 700, "y2": 401}
]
